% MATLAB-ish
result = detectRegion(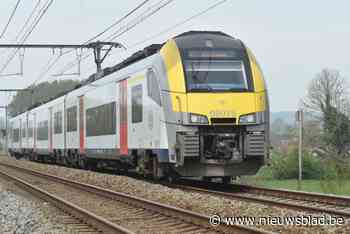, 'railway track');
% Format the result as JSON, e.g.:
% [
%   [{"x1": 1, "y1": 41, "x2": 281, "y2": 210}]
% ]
[
  {"x1": 0, "y1": 168, "x2": 134, "y2": 234},
  {"x1": 171, "y1": 179, "x2": 350, "y2": 218},
  {"x1": 0, "y1": 162, "x2": 272, "y2": 234}
]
